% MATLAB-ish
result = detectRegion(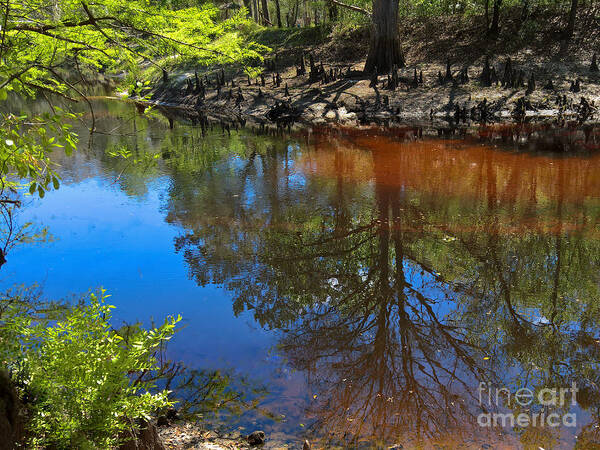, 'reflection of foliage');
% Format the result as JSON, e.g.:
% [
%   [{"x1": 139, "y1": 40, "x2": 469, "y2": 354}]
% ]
[
  {"x1": 0, "y1": 203, "x2": 50, "y2": 268},
  {"x1": 73, "y1": 103, "x2": 282, "y2": 200},
  {"x1": 162, "y1": 366, "x2": 269, "y2": 423},
  {"x1": 164, "y1": 130, "x2": 600, "y2": 446},
  {"x1": 117, "y1": 318, "x2": 270, "y2": 427},
  {"x1": 106, "y1": 143, "x2": 162, "y2": 192}
]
